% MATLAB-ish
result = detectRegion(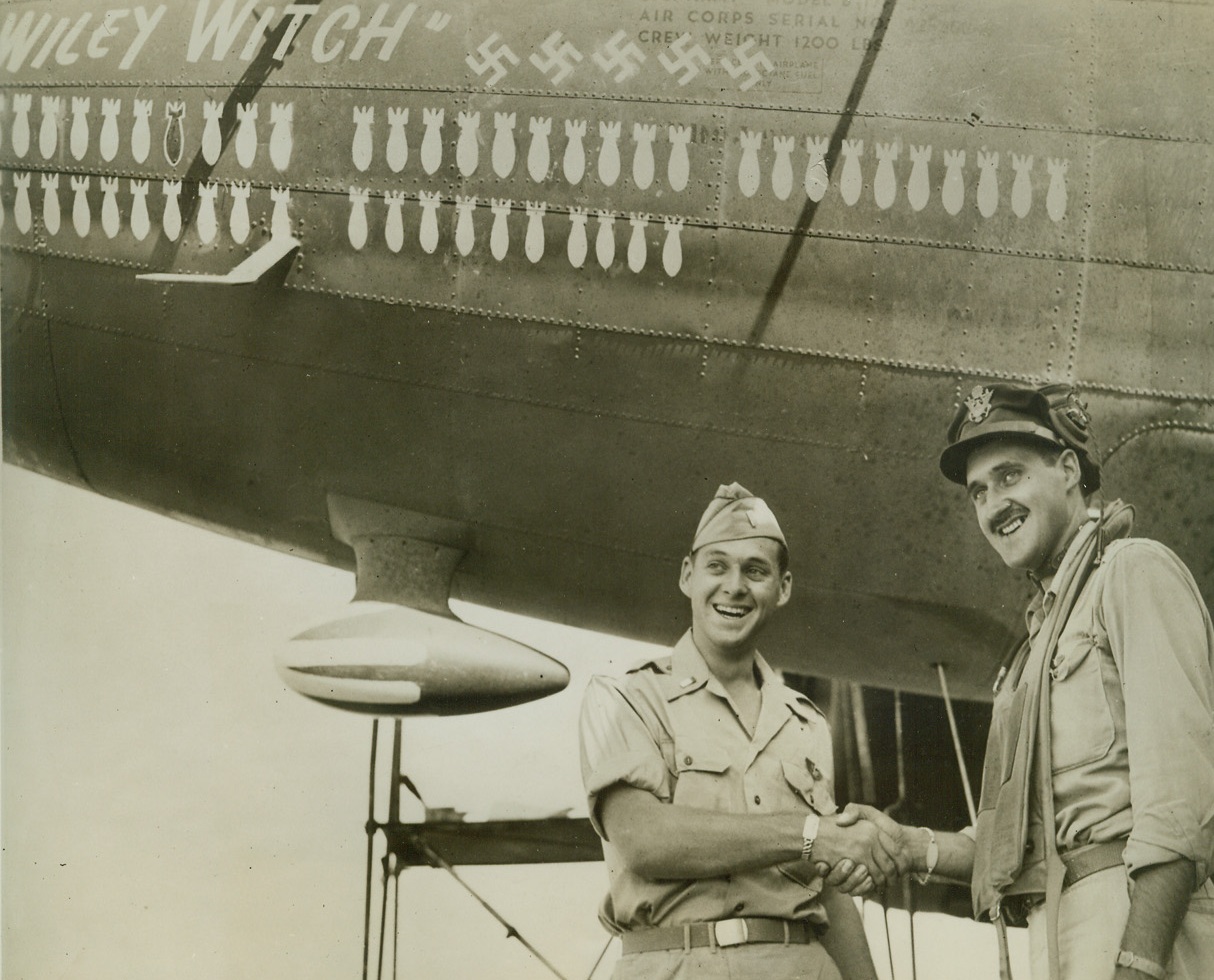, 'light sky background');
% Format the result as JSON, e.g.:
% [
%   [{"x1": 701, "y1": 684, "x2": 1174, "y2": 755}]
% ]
[{"x1": 2, "y1": 463, "x2": 1029, "y2": 979}]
